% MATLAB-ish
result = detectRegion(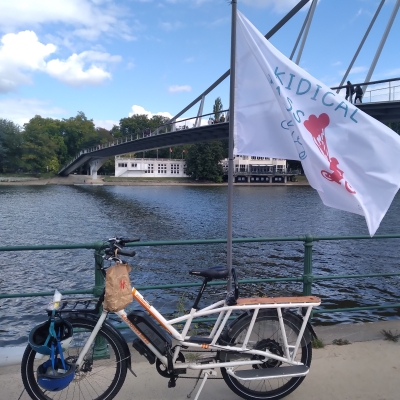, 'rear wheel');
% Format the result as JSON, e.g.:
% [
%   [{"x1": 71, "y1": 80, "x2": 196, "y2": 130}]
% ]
[
  {"x1": 220, "y1": 310, "x2": 312, "y2": 400},
  {"x1": 21, "y1": 317, "x2": 128, "y2": 400}
]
